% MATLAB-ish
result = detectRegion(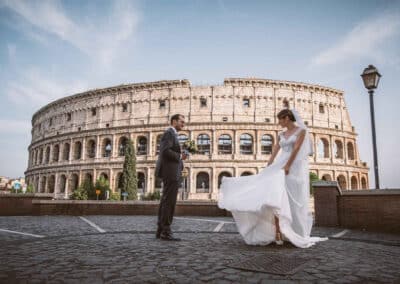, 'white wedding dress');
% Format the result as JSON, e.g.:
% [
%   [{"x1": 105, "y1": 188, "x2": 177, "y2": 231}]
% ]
[{"x1": 218, "y1": 112, "x2": 328, "y2": 248}]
